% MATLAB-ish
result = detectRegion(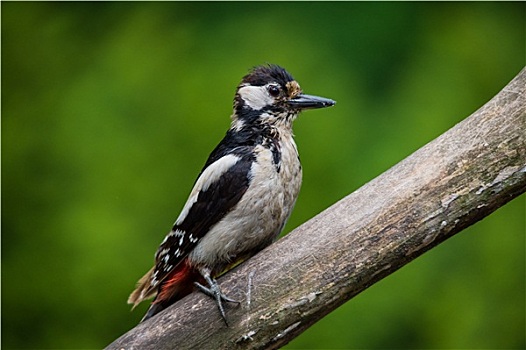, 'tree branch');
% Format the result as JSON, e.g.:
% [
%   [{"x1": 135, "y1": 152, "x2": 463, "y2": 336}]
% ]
[{"x1": 106, "y1": 68, "x2": 526, "y2": 350}]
